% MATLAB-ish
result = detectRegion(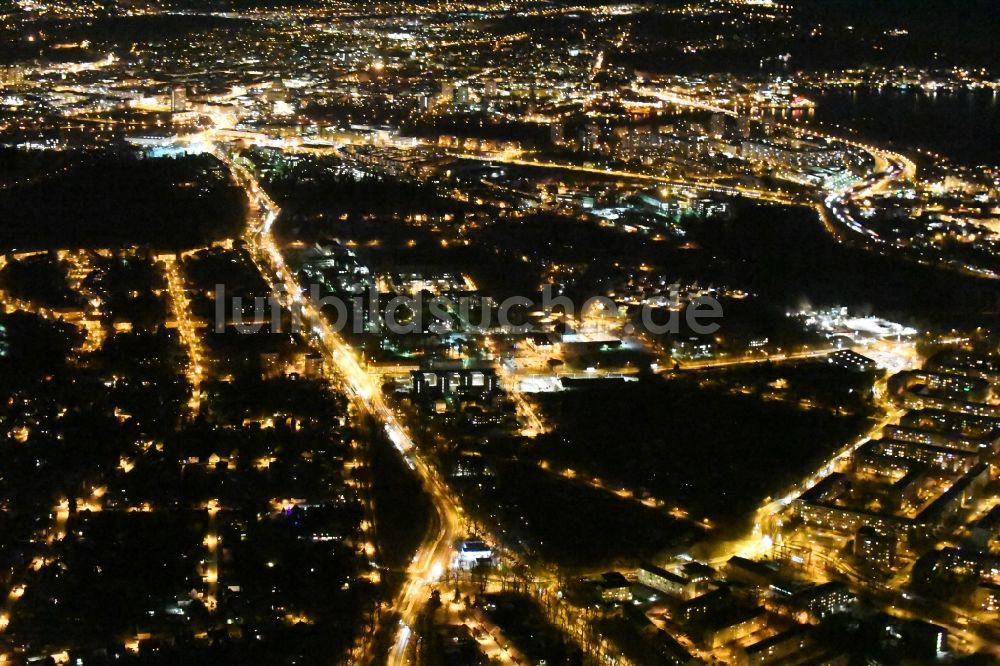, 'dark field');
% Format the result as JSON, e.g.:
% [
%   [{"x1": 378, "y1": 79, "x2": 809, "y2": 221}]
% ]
[
  {"x1": 530, "y1": 373, "x2": 874, "y2": 534},
  {"x1": 455, "y1": 460, "x2": 695, "y2": 571},
  {"x1": 0, "y1": 152, "x2": 245, "y2": 251}
]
